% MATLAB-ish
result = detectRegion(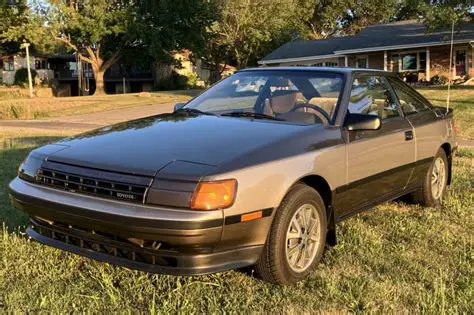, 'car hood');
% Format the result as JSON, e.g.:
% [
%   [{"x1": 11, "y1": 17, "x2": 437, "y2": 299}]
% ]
[{"x1": 46, "y1": 113, "x2": 316, "y2": 177}]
